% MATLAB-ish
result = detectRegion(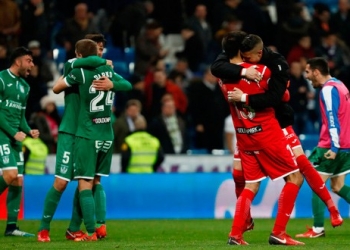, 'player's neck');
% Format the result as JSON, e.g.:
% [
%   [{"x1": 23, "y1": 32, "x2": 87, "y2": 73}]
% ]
[{"x1": 230, "y1": 57, "x2": 243, "y2": 64}]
